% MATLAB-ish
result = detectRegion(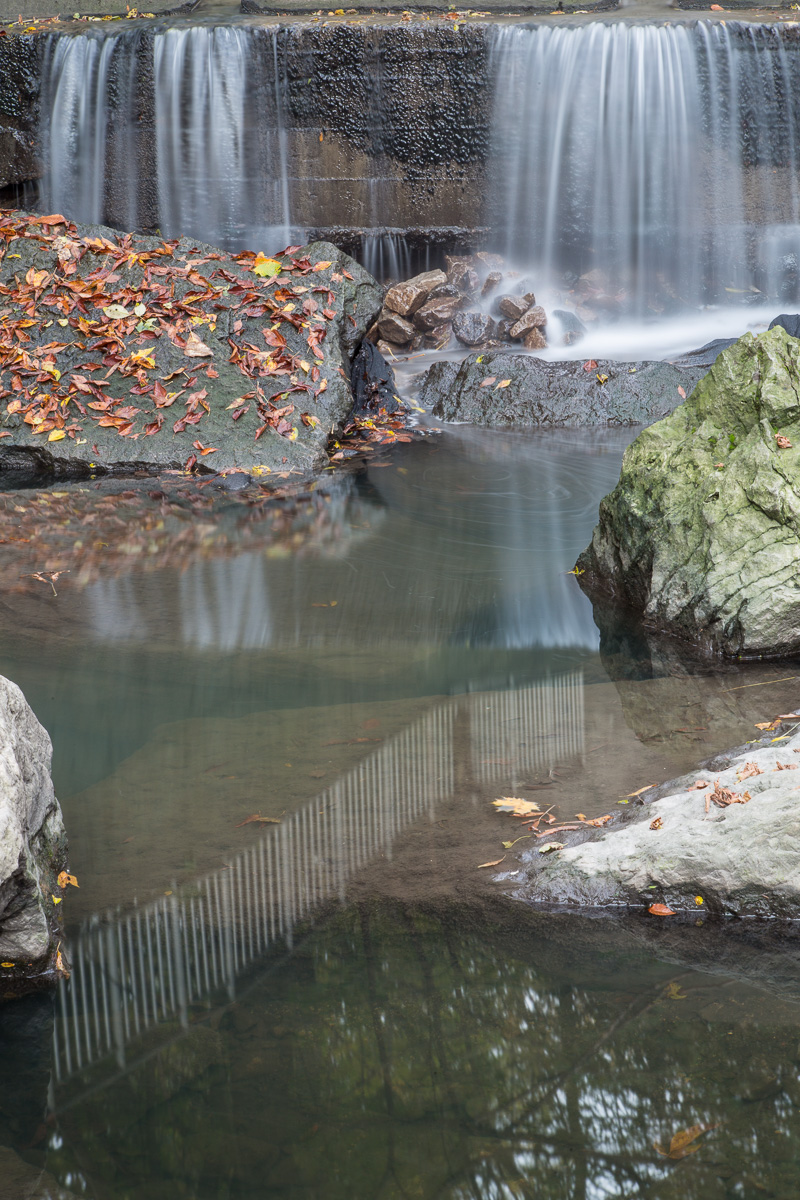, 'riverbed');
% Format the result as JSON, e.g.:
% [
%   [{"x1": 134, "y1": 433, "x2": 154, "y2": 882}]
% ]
[{"x1": 2, "y1": 425, "x2": 800, "y2": 1197}]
